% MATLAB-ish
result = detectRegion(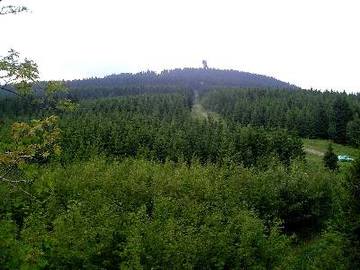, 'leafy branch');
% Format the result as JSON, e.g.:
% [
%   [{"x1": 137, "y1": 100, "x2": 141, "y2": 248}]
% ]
[
  {"x1": 0, "y1": 49, "x2": 75, "y2": 200},
  {"x1": 0, "y1": 49, "x2": 39, "y2": 95}
]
